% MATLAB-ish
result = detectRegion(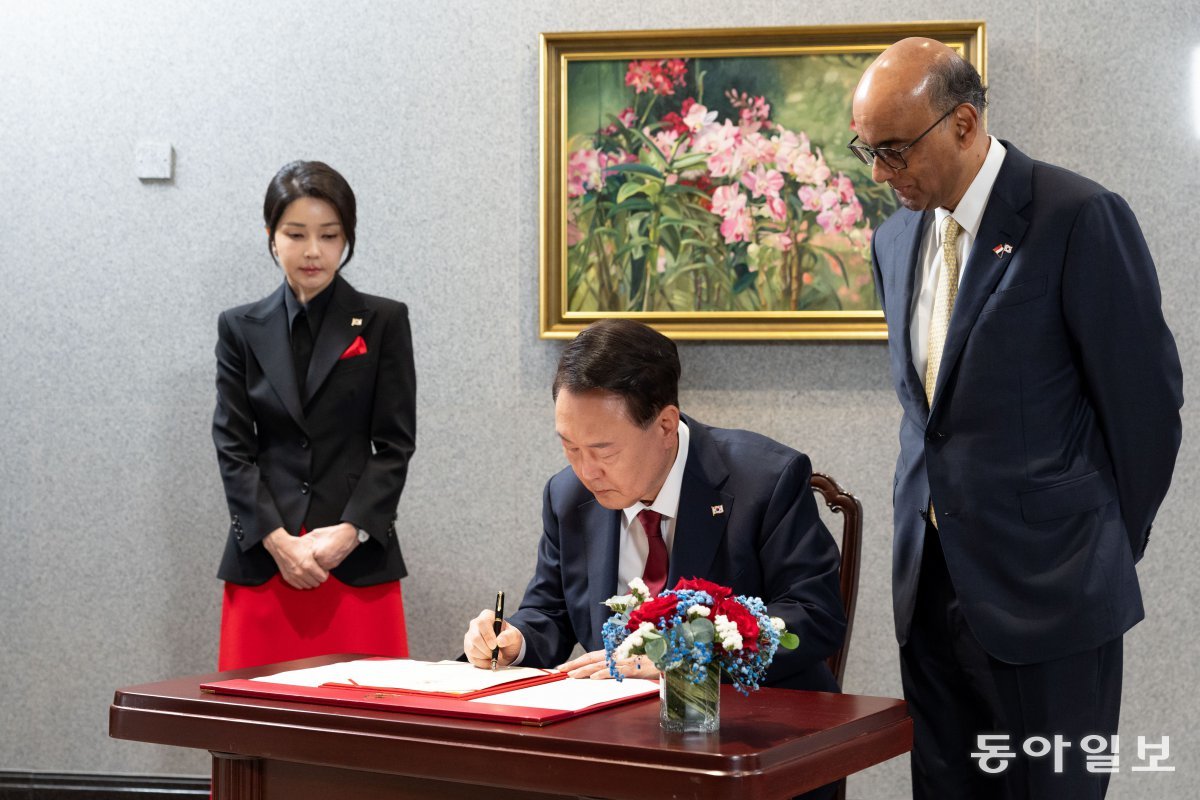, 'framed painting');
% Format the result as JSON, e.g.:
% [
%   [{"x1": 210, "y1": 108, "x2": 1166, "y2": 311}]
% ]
[{"x1": 539, "y1": 21, "x2": 986, "y2": 340}]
